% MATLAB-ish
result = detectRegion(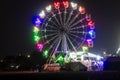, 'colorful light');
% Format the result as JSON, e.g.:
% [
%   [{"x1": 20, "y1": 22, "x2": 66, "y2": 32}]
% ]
[
  {"x1": 35, "y1": 18, "x2": 41, "y2": 26},
  {"x1": 88, "y1": 20, "x2": 95, "y2": 29},
  {"x1": 37, "y1": 43, "x2": 43, "y2": 51},
  {"x1": 71, "y1": 2, "x2": 78, "y2": 10},
  {"x1": 46, "y1": 5, "x2": 52, "y2": 12},
  {"x1": 33, "y1": 26, "x2": 39, "y2": 33},
  {"x1": 57, "y1": 56, "x2": 64, "y2": 63},
  {"x1": 87, "y1": 39, "x2": 93, "y2": 47},
  {"x1": 79, "y1": 6, "x2": 85, "y2": 14},
  {"x1": 63, "y1": 1, "x2": 69, "y2": 8},
  {"x1": 82, "y1": 46, "x2": 88, "y2": 52},
  {"x1": 88, "y1": 30, "x2": 95, "y2": 39},
  {"x1": 34, "y1": 35, "x2": 40, "y2": 42},
  {"x1": 54, "y1": 2, "x2": 60, "y2": 9},
  {"x1": 39, "y1": 10, "x2": 45, "y2": 19},
  {"x1": 43, "y1": 50, "x2": 49, "y2": 58}
]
